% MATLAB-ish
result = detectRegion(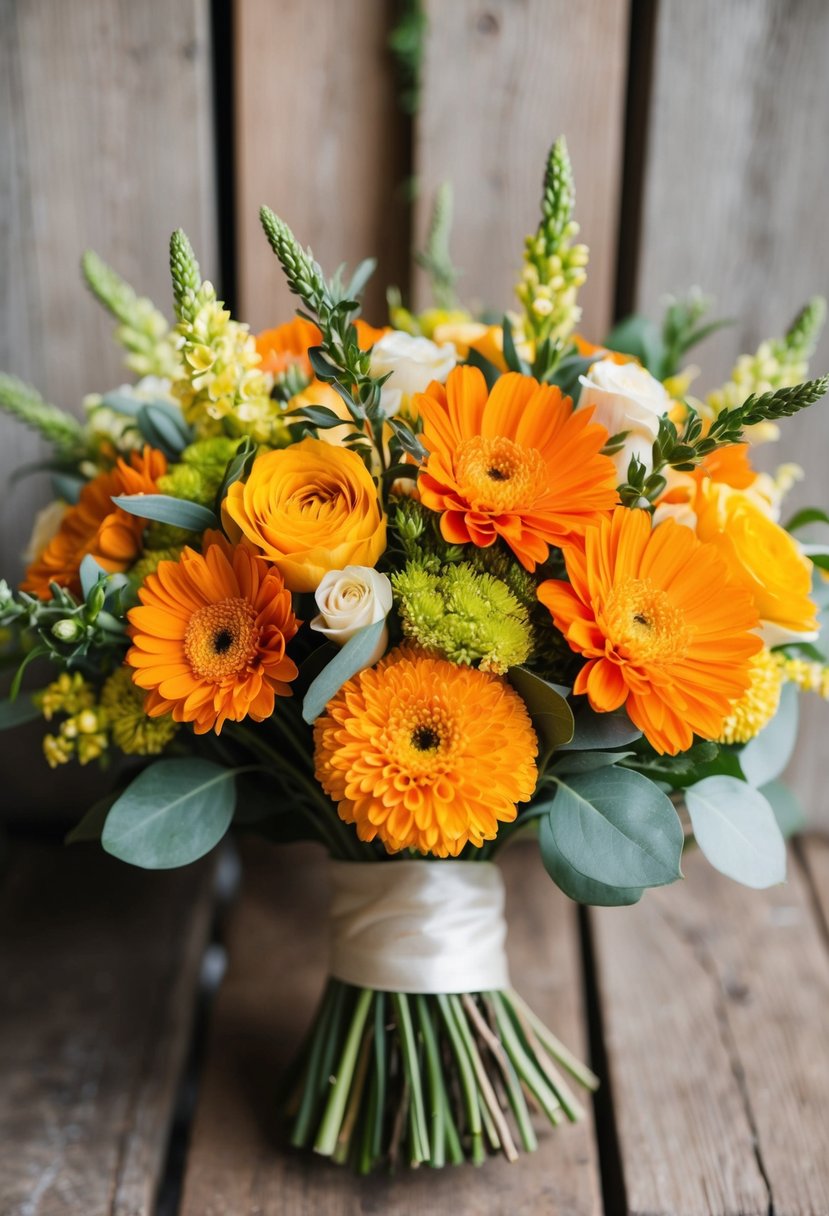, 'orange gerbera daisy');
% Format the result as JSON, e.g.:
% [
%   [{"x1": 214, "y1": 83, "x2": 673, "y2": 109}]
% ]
[
  {"x1": 126, "y1": 534, "x2": 299, "y2": 734},
  {"x1": 21, "y1": 446, "x2": 166, "y2": 599},
  {"x1": 415, "y1": 366, "x2": 619, "y2": 571},
  {"x1": 537, "y1": 508, "x2": 763, "y2": 755},
  {"x1": 314, "y1": 647, "x2": 538, "y2": 856}
]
